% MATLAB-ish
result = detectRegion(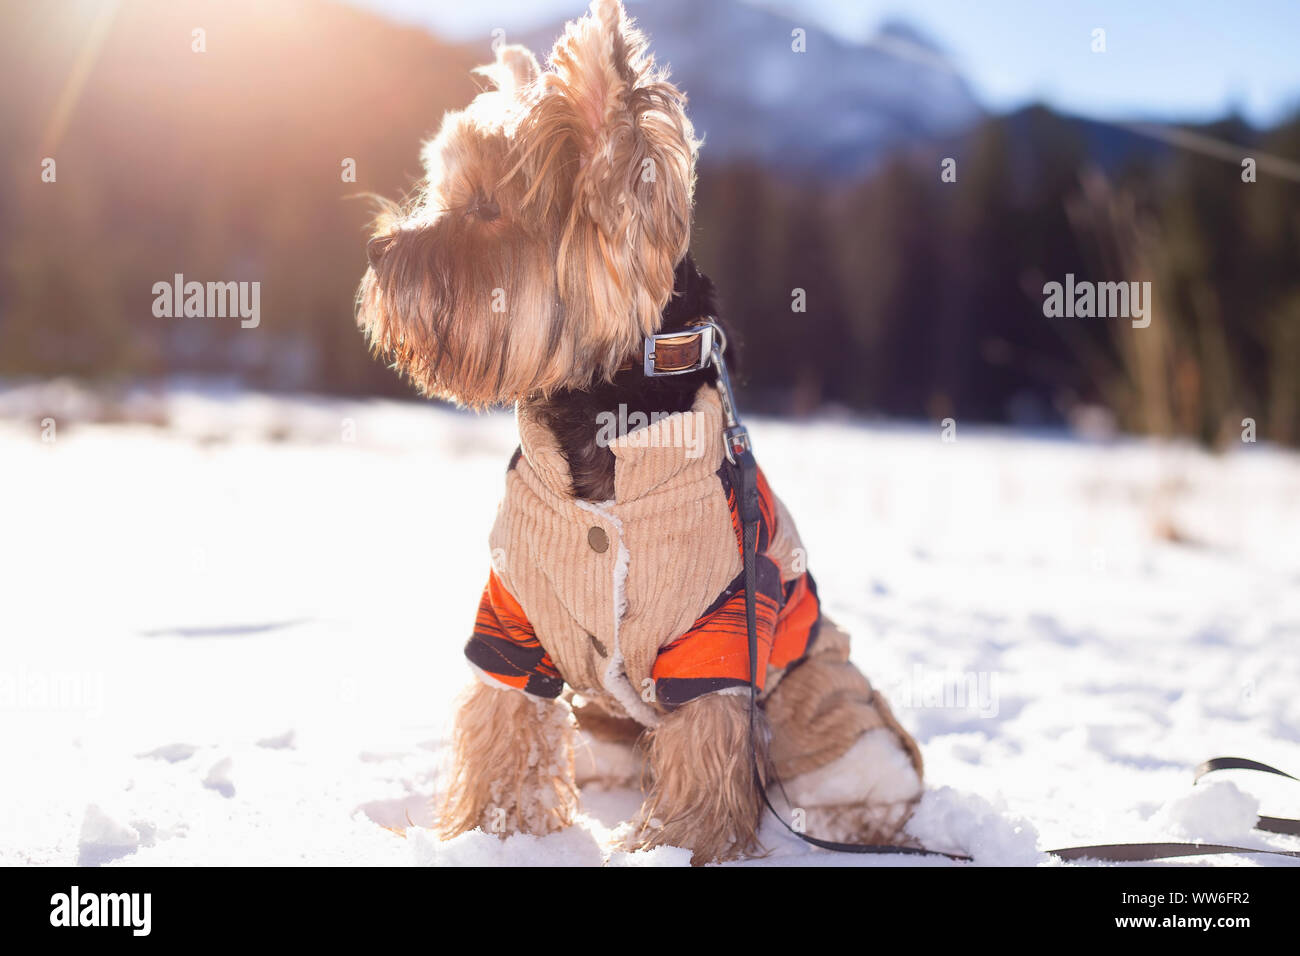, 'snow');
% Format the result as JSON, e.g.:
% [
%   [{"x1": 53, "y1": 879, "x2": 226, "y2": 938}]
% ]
[
  {"x1": 1154, "y1": 782, "x2": 1262, "y2": 844},
  {"x1": 2, "y1": 381, "x2": 1298, "y2": 867},
  {"x1": 202, "y1": 757, "x2": 236, "y2": 799}
]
